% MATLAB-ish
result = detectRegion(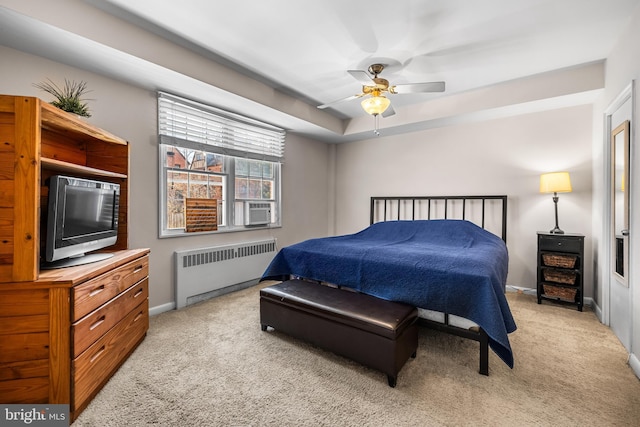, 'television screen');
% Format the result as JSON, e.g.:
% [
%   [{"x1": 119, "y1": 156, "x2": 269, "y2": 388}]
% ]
[
  {"x1": 42, "y1": 175, "x2": 120, "y2": 269},
  {"x1": 62, "y1": 185, "x2": 118, "y2": 238}
]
